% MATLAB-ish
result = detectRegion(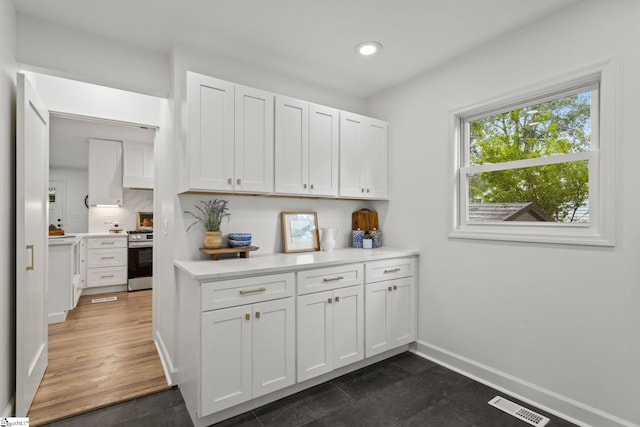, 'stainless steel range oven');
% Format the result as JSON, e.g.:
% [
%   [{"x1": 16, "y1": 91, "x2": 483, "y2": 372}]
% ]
[{"x1": 127, "y1": 231, "x2": 153, "y2": 291}]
